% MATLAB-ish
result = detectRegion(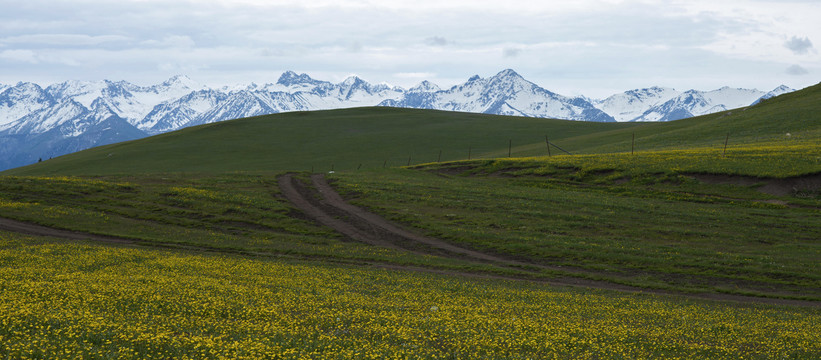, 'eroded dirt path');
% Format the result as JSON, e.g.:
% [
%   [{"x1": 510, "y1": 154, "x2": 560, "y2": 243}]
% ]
[{"x1": 279, "y1": 173, "x2": 516, "y2": 264}]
